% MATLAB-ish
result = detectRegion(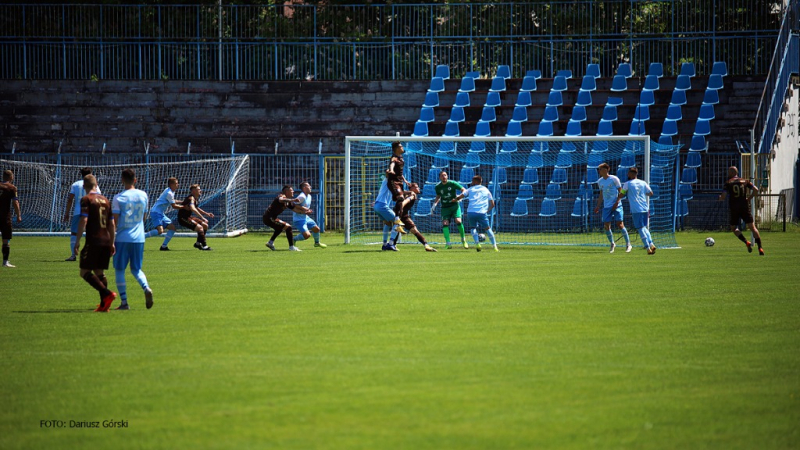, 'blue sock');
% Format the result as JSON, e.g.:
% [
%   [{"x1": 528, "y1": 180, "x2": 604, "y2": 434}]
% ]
[
  {"x1": 621, "y1": 227, "x2": 630, "y2": 245},
  {"x1": 638, "y1": 228, "x2": 649, "y2": 247},
  {"x1": 471, "y1": 228, "x2": 480, "y2": 244},
  {"x1": 382, "y1": 225, "x2": 391, "y2": 243},
  {"x1": 644, "y1": 228, "x2": 654, "y2": 247},
  {"x1": 312, "y1": 231, "x2": 320, "y2": 243},
  {"x1": 145, "y1": 229, "x2": 160, "y2": 238},
  {"x1": 487, "y1": 229, "x2": 497, "y2": 246},
  {"x1": 390, "y1": 227, "x2": 398, "y2": 243},
  {"x1": 294, "y1": 233, "x2": 306, "y2": 242},
  {"x1": 132, "y1": 269, "x2": 149, "y2": 290},
  {"x1": 606, "y1": 229, "x2": 614, "y2": 244},
  {"x1": 162, "y1": 229, "x2": 175, "y2": 247},
  {"x1": 70, "y1": 235, "x2": 76, "y2": 256},
  {"x1": 115, "y1": 270, "x2": 127, "y2": 303}
]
